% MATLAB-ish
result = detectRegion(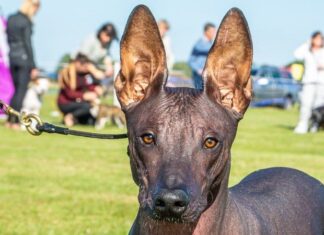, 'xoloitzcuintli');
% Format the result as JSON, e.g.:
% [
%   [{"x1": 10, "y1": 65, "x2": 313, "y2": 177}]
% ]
[{"x1": 114, "y1": 5, "x2": 324, "y2": 235}]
